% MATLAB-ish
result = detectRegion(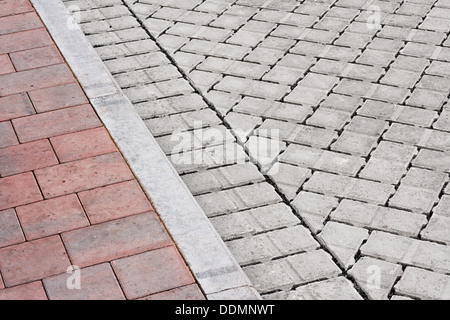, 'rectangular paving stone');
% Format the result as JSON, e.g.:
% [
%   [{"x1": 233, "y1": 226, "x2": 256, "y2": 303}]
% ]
[
  {"x1": 0, "y1": 93, "x2": 35, "y2": 122},
  {"x1": 233, "y1": 97, "x2": 312, "y2": 123},
  {"x1": 16, "y1": 194, "x2": 89, "y2": 240},
  {"x1": 0, "y1": 209, "x2": 25, "y2": 249},
  {"x1": 421, "y1": 213, "x2": 450, "y2": 245},
  {"x1": 0, "y1": 54, "x2": 14, "y2": 75},
  {"x1": 331, "y1": 199, "x2": 427, "y2": 237},
  {"x1": 318, "y1": 221, "x2": 369, "y2": 269},
  {"x1": 34, "y1": 152, "x2": 134, "y2": 198},
  {"x1": 50, "y1": 127, "x2": 117, "y2": 163},
  {"x1": 182, "y1": 163, "x2": 264, "y2": 195},
  {"x1": 288, "y1": 277, "x2": 363, "y2": 300},
  {"x1": 0, "y1": 139, "x2": 59, "y2": 177},
  {"x1": 0, "y1": 28, "x2": 53, "y2": 55},
  {"x1": 111, "y1": 246, "x2": 195, "y2": 299},
  {"x1": 0, "y1": 0, "x2": 34, "y2": 17},
  {"x1": 0, "y1": 235, "x2": 70, "y2": 287},
  {"x1": 43, "y1": 263, "x2": 125, "y2": 300},
  {"x1": 10, "y1": 45, "x2": 64, "y2": 72},
  {"x1": 195, "y1": 183, "x2": 282, "y2": 217},
  {"x1": 0, "y1": 172, "x2": 42, "y2": 211},
  {"x1": 304, "y1": 171, "x2": 395, "y2": 205},
  {"x1": 395, "y1": 267, "x2": 450, "y2": 300},
  {"x1": 267, "y1": 163, "x2": 311, "y2": 200},
  {"x1": 348, "y1": 257, "x2": 403, "y2": 300},
  {"x1": 12, "y1": 104, "x2": 102, "y2": 143},
  {"x1": 0, "y1": 64, "x2": 75, "y2": 97},
  {"x1": 62, "y1": 213, "x2": 172, "y2": 267},
  {"x1": 361, "y1": 231, "x2": 450, "y2": 274},
  {"x1": 0, "y1": 281, "x2": 47, "y2": 300},
  {"x1": 134, "y1": 94, "x2": 207, "y2": 119},
  {"x1": 281, "y1": 144, "x2": 365, "y2": 176},
  {"x1": 0, "y1": 121, "x2": 19, "y2": 149},
  {"x1": 78, "y1": 180, "x2": 153, "y2": 224}
]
